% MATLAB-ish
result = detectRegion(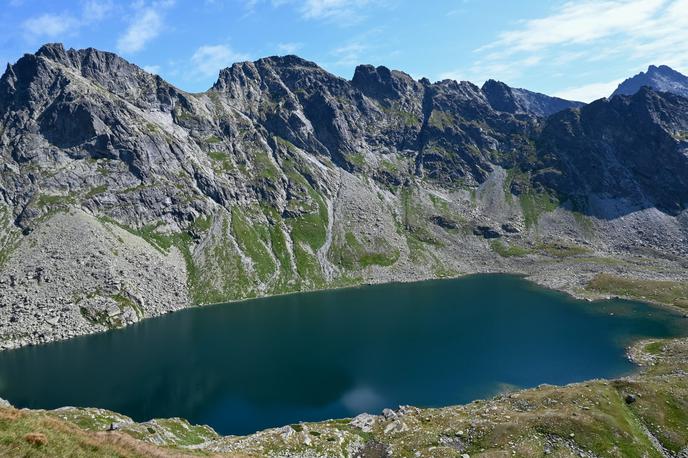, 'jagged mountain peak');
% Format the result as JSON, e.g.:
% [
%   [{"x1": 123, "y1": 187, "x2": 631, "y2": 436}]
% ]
[
  {"x1": 612, "y1": 64, "x2": 688, "y2": 98},
  {"x1": 351, "y1": 63, "x2": 420, "y2": 100},
  {"x1": 481, "y1": 79, "x2": 584, "y2": 117}
]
